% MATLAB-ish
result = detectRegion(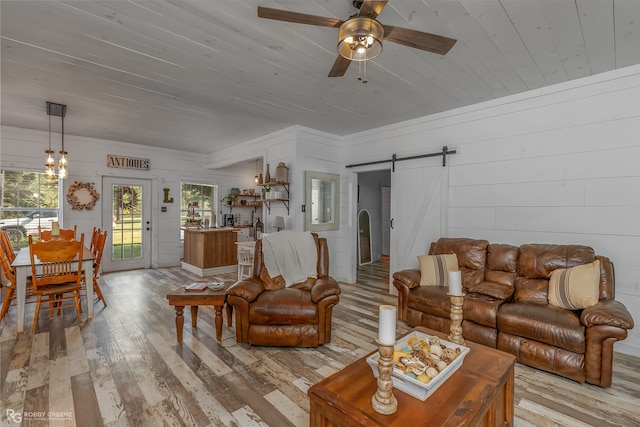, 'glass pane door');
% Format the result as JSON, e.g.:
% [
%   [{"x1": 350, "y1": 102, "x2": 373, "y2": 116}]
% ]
[
  {"x1": 112, "y1": 184, "x2": 143, "y2": 261},
  {"x1": 102, "y1": 177, "x2": 151, "y2": 272}
]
